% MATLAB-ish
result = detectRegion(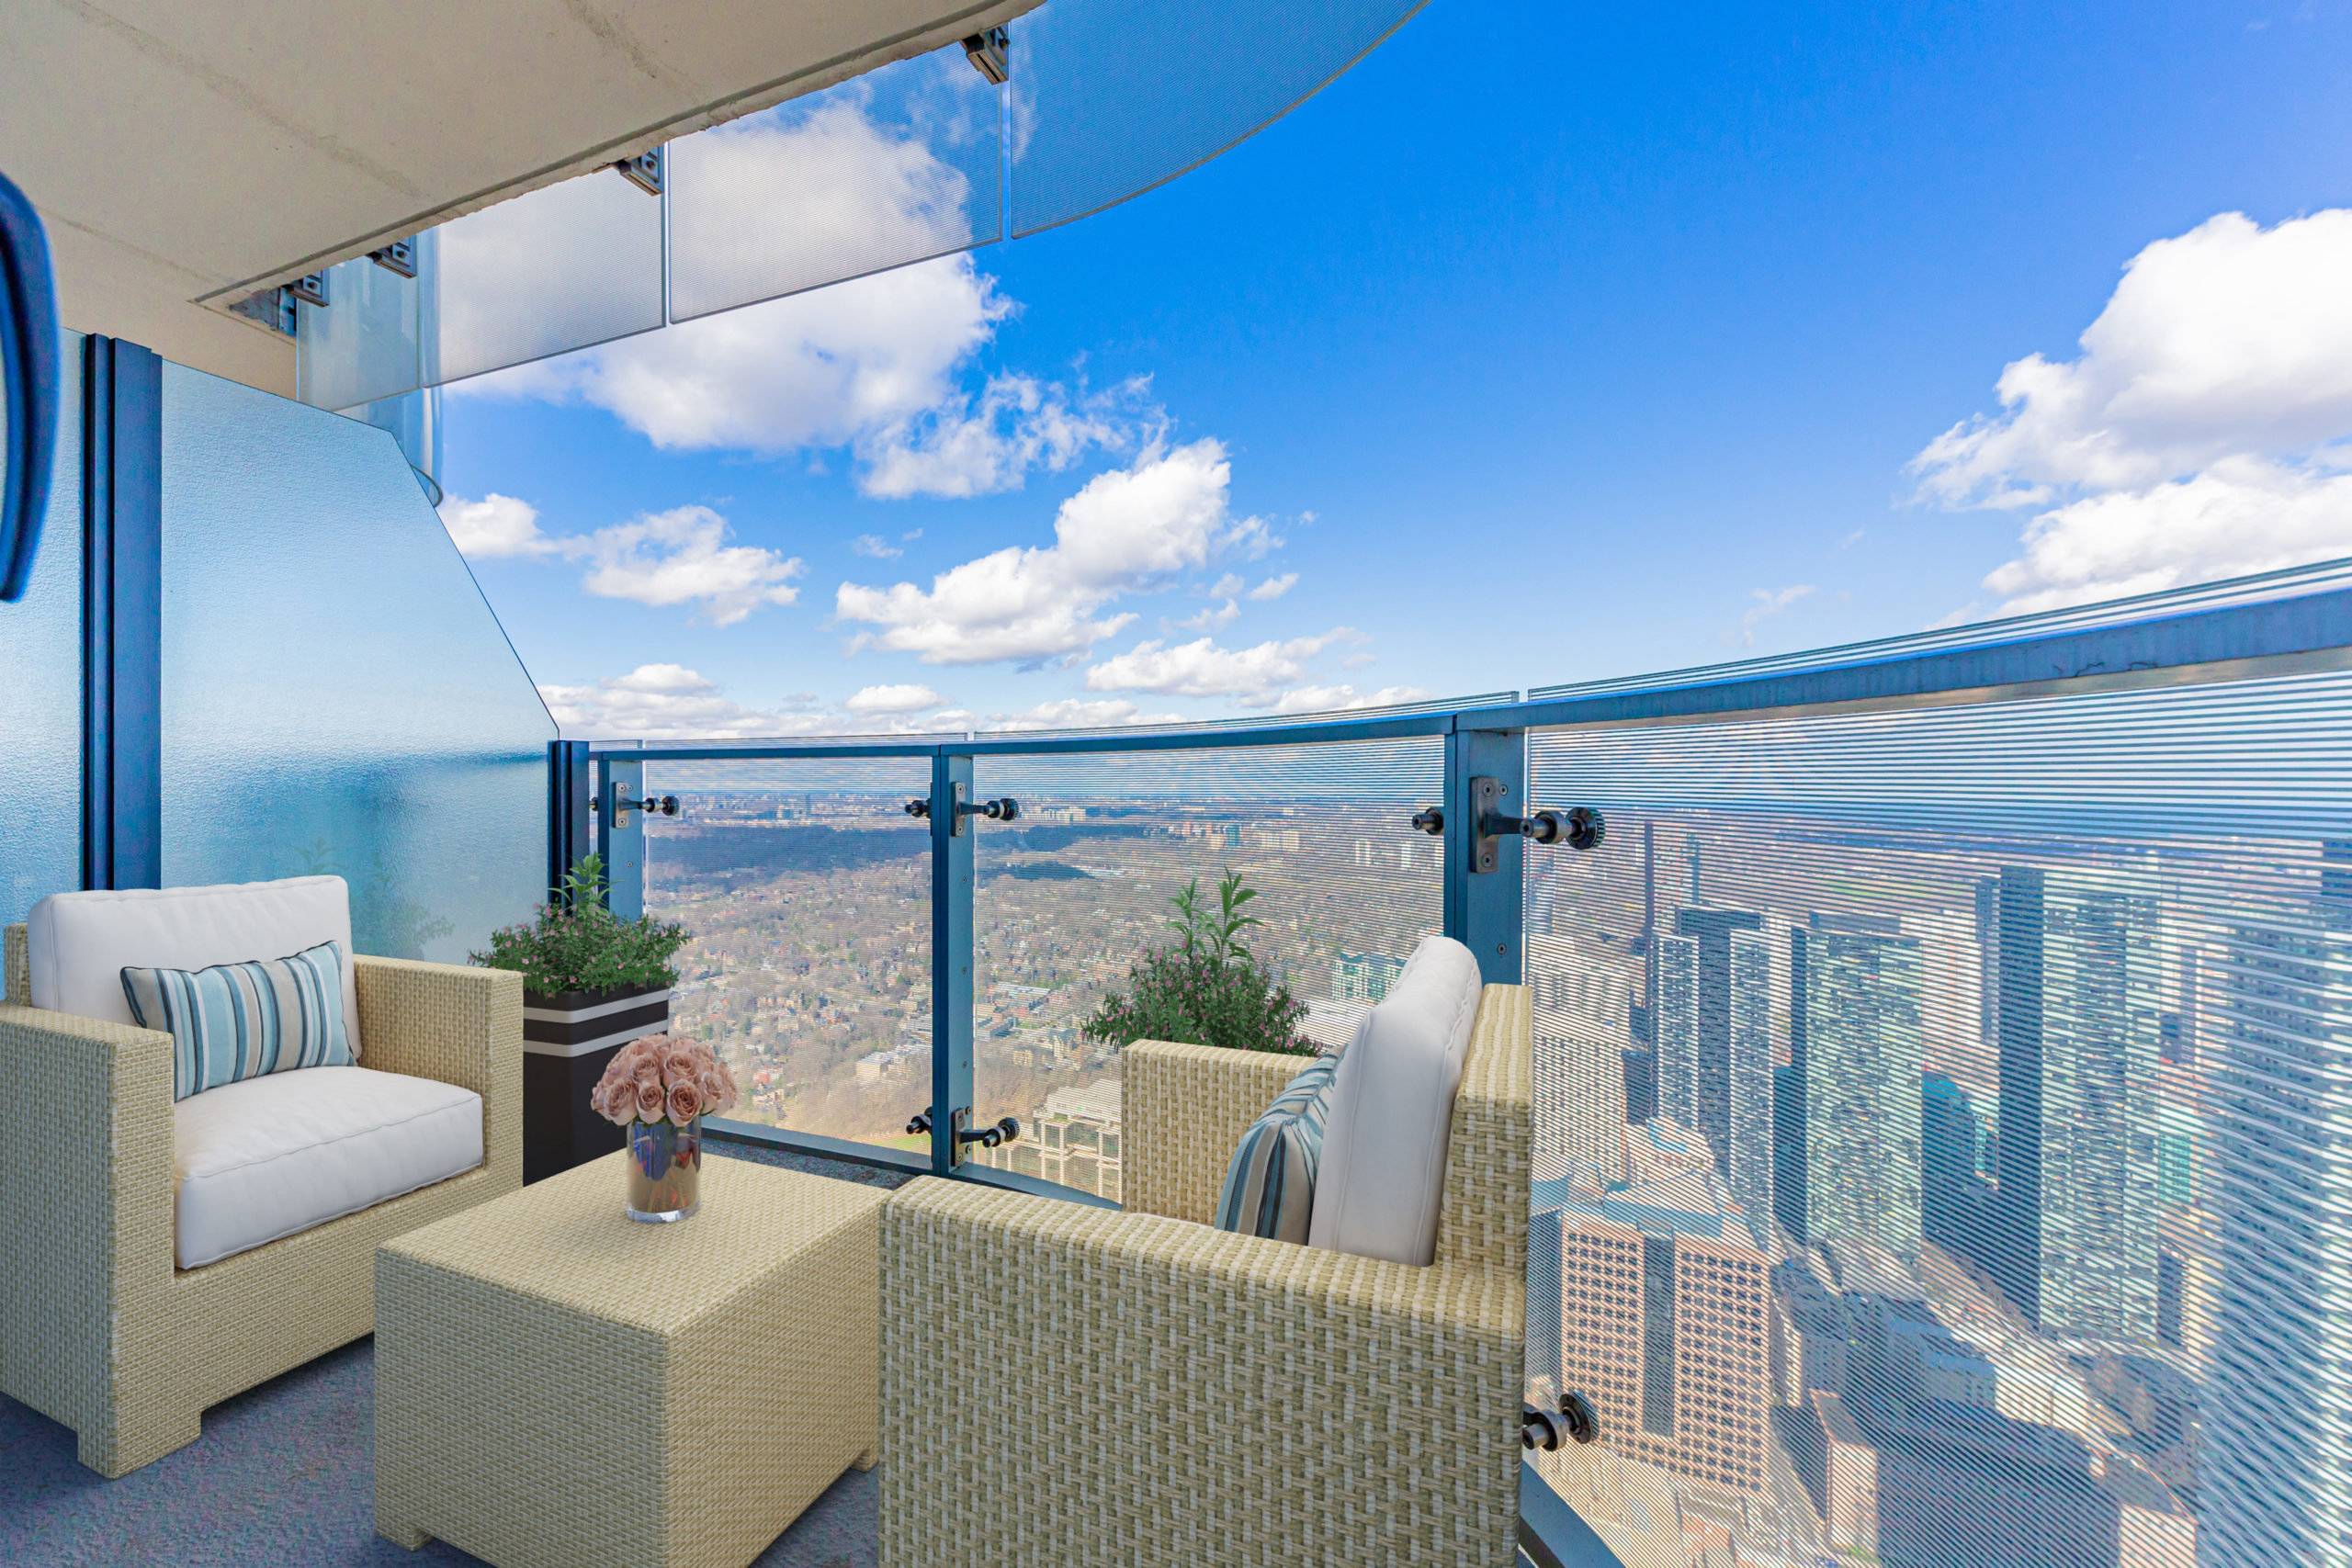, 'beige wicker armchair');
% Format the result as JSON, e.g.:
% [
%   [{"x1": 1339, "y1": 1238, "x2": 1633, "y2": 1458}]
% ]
[
  {"x1": 0, "y1": 924, "x2": 522, "y2": 1477},
  {"x1": 879, "y1": 984, "x2": 1530, "y2": 1568}
]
